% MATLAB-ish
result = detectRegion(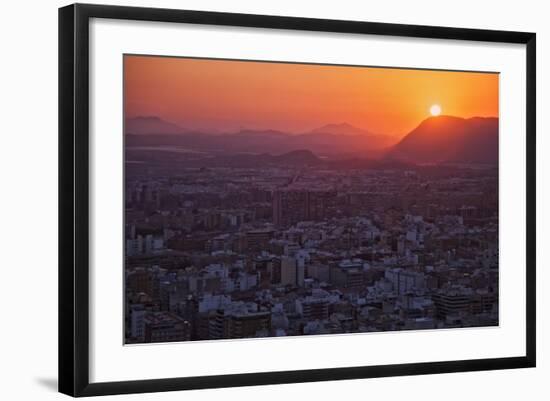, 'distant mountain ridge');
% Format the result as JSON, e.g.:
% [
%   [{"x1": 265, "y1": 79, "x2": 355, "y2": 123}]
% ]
[
  {"x1": 126, "y1": 115, "x2": 499, "y2": 165},
  {"x1": 125, "y1": 116, "x2": 188, "y2": 135},
  {"x1": 308, "y1": 122, "x2": 374, "y2": 137},
  {"x1": 386, "y1": 116, "x2": 498, "y2": 164},
  {"x1": 125, "y1": 116, "x2": 396, "y2": 156}
]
